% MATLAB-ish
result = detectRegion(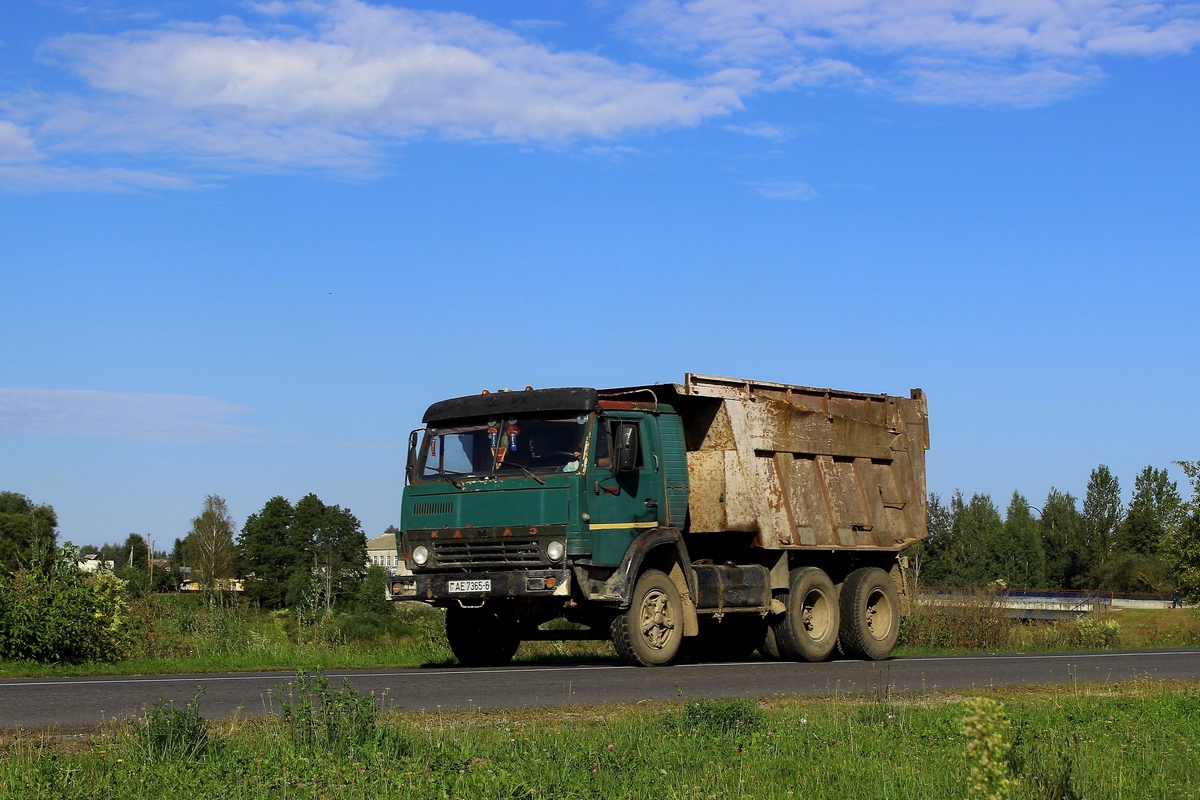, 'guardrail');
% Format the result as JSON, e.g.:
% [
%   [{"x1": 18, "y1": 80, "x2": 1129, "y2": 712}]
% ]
[{"x1": 918, "y1": 588, "x2": 1183, "y2": 619}]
